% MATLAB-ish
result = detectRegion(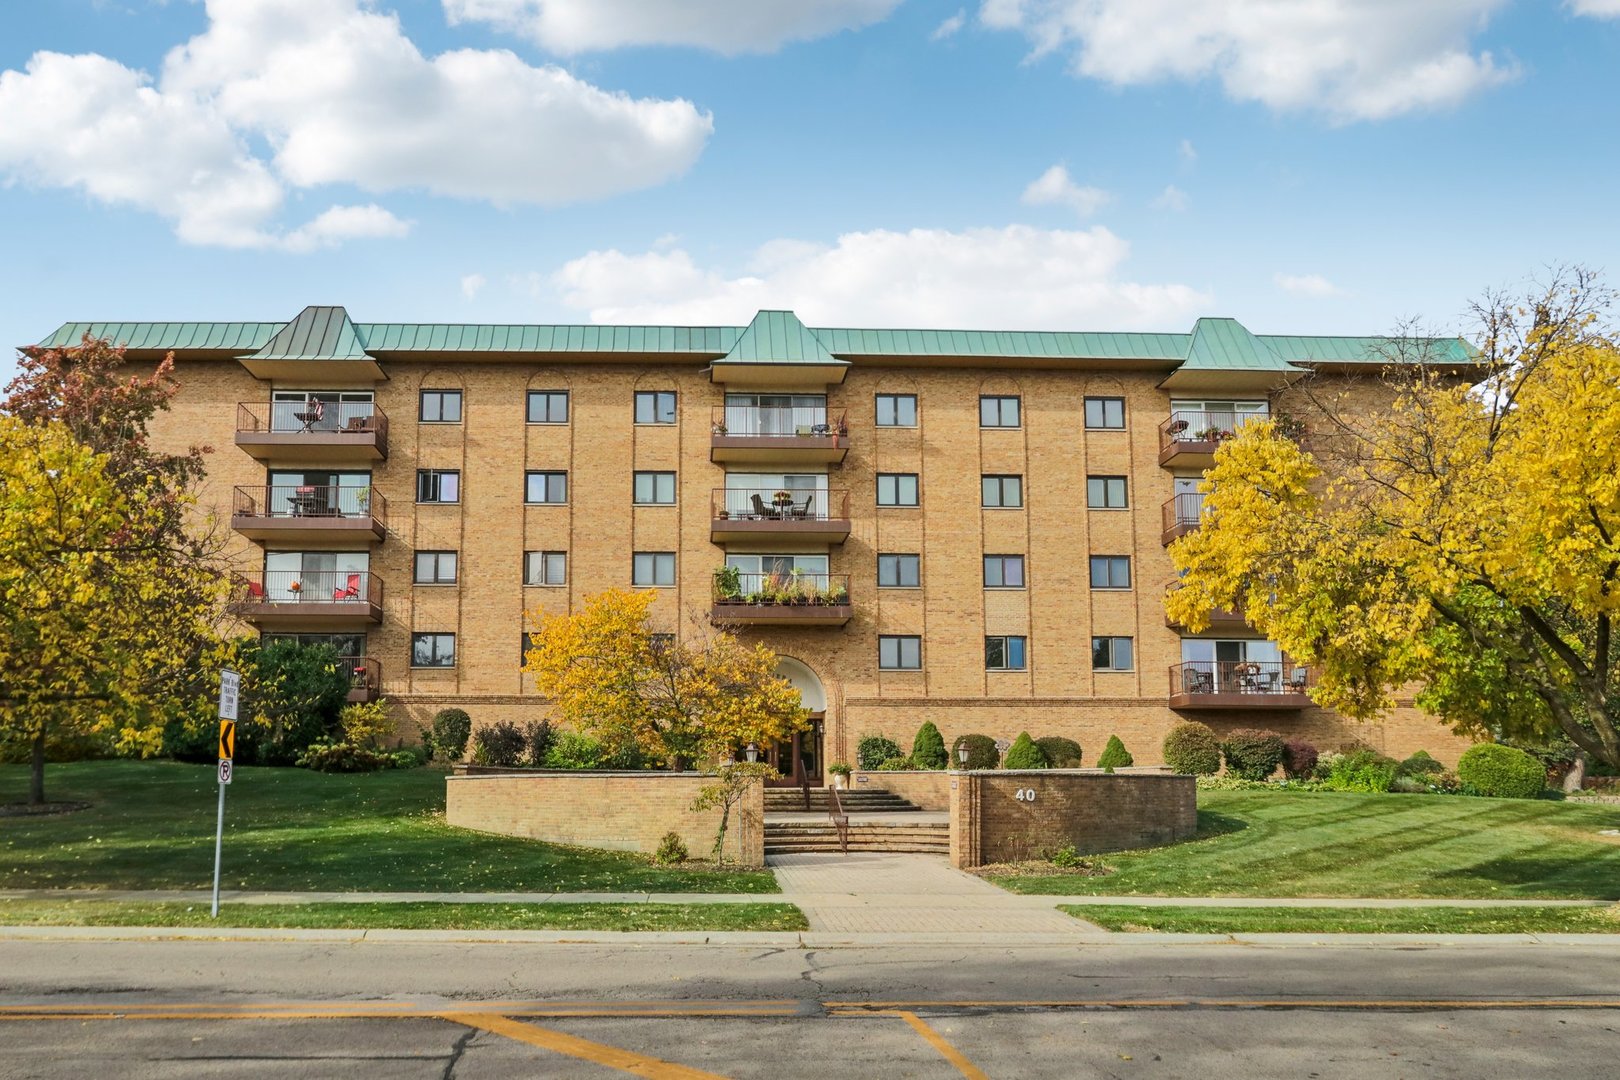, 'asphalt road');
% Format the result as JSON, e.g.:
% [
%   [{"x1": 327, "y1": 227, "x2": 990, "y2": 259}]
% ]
[{"x1": 1, "y1": 939, "x2": 1616, "y2": 1078}]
